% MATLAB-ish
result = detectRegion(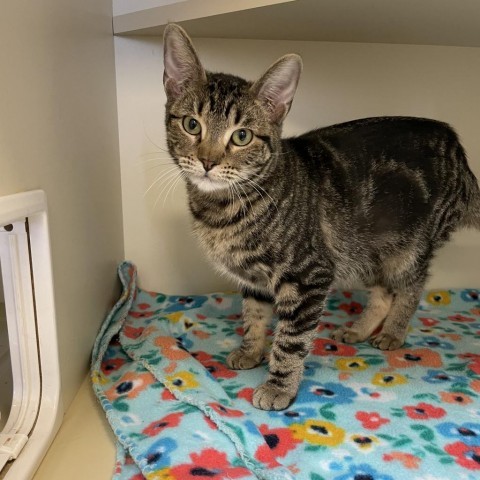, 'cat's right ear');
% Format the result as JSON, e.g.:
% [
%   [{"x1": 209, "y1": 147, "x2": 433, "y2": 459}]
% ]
[{"x1": 163, "y1": 24, "x2": 206, "y2": 99}]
